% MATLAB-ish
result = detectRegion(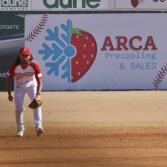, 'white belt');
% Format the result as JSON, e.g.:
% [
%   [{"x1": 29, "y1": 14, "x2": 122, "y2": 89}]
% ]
[{"x1": 16, "y1": 79, "x2": 34, "y2": 87}]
